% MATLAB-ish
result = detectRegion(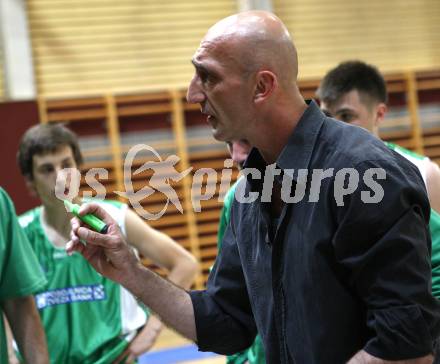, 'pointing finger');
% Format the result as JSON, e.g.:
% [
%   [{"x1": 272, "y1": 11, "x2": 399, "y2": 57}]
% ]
[{"x1": 77, "y1": 226, "x2": 116, "y2": 248}]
